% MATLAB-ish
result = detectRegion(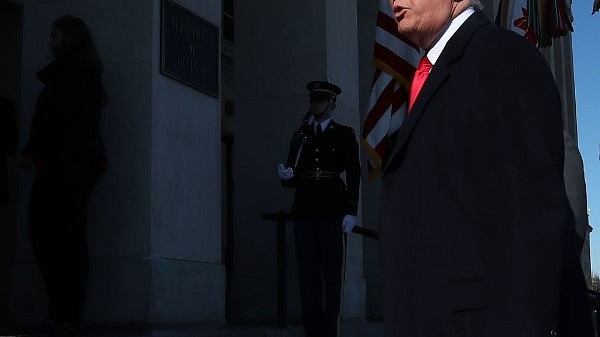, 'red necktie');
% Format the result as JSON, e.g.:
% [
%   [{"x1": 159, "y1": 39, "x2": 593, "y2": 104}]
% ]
[{"x1": 408, "y1": 56, "x2": 433, "y2": 112}]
